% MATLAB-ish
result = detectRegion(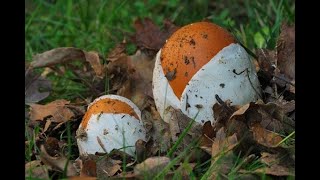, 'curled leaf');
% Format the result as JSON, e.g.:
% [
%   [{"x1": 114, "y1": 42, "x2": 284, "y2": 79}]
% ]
[
  {"x1": 250, "y1": 123, "x2": 283, "y2": 148},
  {"x1": 40, "y1": 145, "x2": 77, "y2": 176},
  {"x1": 29, "y1": 99, "x2": 74, "y2": 122},
  {"x1": 134, "y1": 156, "x2": 170, "y2": 177},
  {"x1": 30, "y1": 47, "x2": 104, "y2": 78}
]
